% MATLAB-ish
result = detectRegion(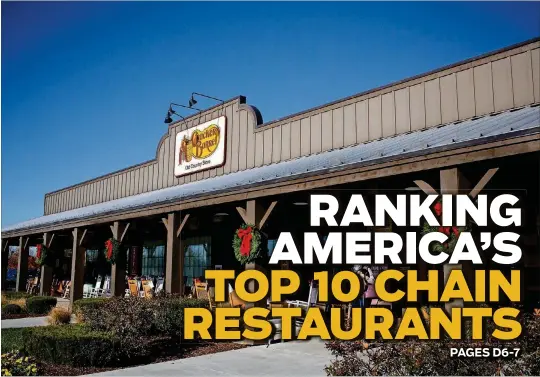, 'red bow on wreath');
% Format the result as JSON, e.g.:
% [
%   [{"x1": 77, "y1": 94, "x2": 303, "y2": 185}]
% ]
[
  {"x1": 36, "y1": 244, "x2": 42, "y2": 260},
  {"x1": 237, "y1": 226, "x2": 253, "y2": 257},
  {"x1": 105, "y1": 239, "x2": 113, "y2": 260},
  {"x1": 434, "y1": 201, "x2": 460, "y2": 239}
]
